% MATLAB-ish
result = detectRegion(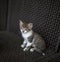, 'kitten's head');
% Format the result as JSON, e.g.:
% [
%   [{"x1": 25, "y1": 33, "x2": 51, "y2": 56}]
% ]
[{"x1": 19, "y1": 20, "x2": 33, "y2": 33}]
